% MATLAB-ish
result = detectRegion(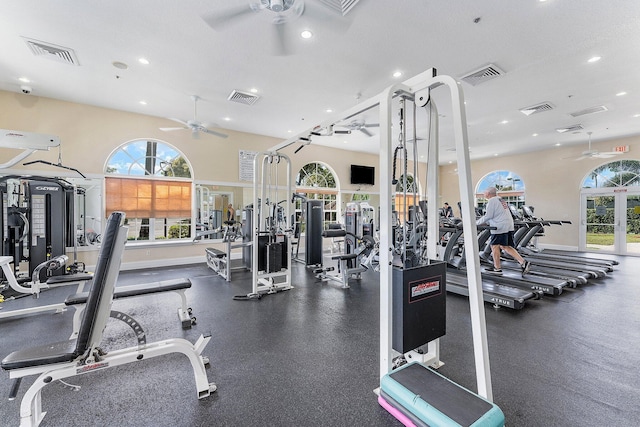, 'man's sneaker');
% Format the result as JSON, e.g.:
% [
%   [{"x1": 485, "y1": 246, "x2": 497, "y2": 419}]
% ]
[
  {"x1": 521, "y1": 260, "x2": 532, "y2": 275},
  {"x1": 484, "y1": 266, "x2": 503, "y2": 275}
]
